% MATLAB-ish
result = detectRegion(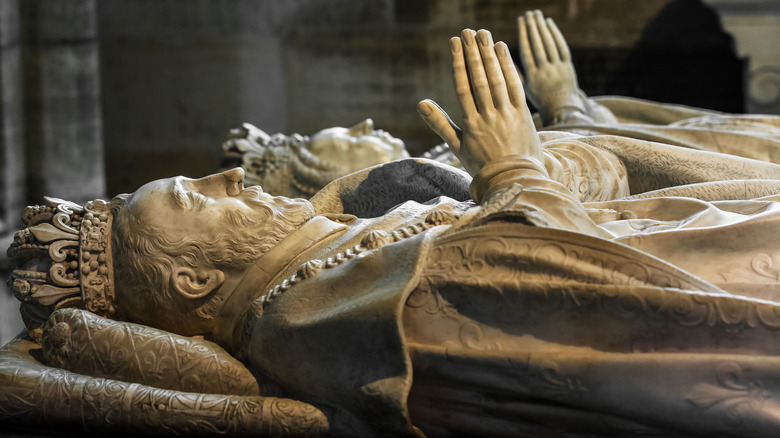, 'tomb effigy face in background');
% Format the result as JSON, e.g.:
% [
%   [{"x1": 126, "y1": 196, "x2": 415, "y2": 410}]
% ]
[
  {"x1": 220, "y1": 119, "x2": 408, "y2": 198},
  {"x1": 94, "y1": 0, "x2": 754, "y2": 195}
]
